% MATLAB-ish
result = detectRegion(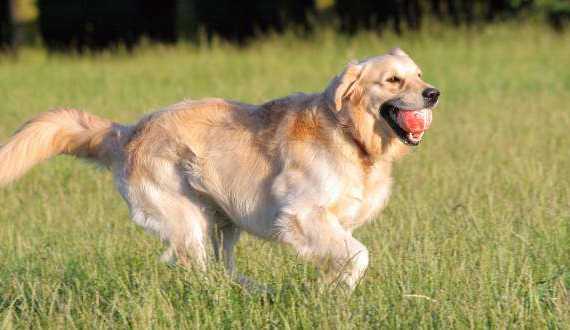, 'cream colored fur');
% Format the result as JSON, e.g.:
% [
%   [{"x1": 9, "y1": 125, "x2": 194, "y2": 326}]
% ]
[{"x1": 0, "y1": 49, "x2": 438, "y2": 290}]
